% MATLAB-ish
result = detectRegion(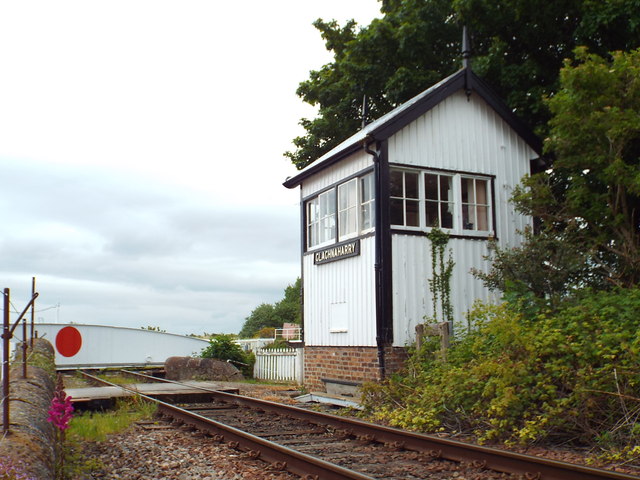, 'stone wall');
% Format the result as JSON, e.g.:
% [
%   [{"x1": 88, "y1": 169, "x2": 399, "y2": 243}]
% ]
[
  {"x1": 303, "y1": 346, "x2": 409, "y2": 392},
  {"x1": 0, "y1": 338, "x2": 56, "y2": 480}
]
